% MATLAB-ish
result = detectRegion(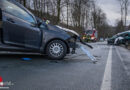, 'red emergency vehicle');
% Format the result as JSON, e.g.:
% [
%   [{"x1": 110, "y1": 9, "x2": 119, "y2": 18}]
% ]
[{"x1": 83, "y1": 29, "x2": 98, "y2": 42}]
